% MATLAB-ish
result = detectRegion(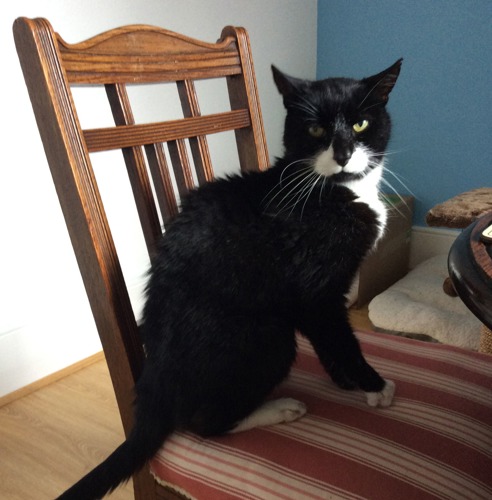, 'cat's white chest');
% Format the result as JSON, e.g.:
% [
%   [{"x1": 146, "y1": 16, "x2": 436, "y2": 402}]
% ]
[
  {"x1": 313, "y1": 145, "x2": 387, "y2": 241},
  {"x1": 341, "y1": 166, "x2": 387, "y2": 242}
]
